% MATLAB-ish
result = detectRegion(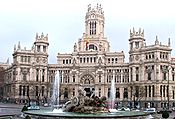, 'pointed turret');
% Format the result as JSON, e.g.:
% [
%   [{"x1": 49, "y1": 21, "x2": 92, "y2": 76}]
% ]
[
  {"x1": 85, "y1": 3, "x2": 104, "y2": 38},
  {"x1": 130, "y1": 27, "x2": 144, "y2": 39}
]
